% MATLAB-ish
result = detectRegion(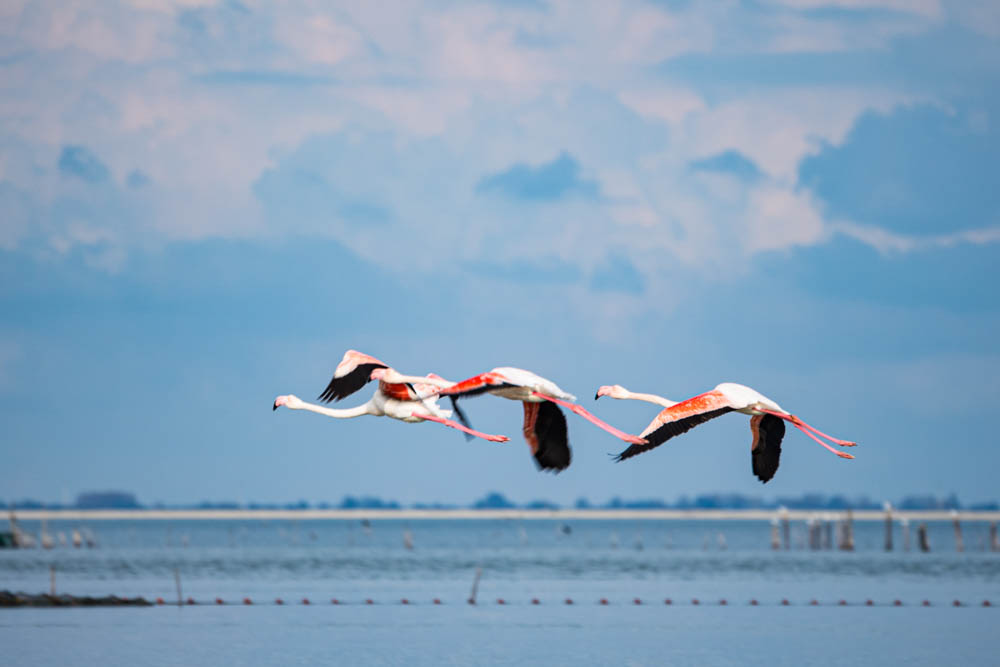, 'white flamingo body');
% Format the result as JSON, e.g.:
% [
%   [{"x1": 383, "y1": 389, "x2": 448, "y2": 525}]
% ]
[
  {"x1": 273, "y1": 350, "x2": 508, "y2": 442},
  {"x1": 486, "y1": 367, "x2": 577, "y2": 403},
  {"x1": 427, "y1": 366, "x2": 644, "y2": 472},
  {"x1": 595, "y1": 381, "x2": 855, "y2": 483}
]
